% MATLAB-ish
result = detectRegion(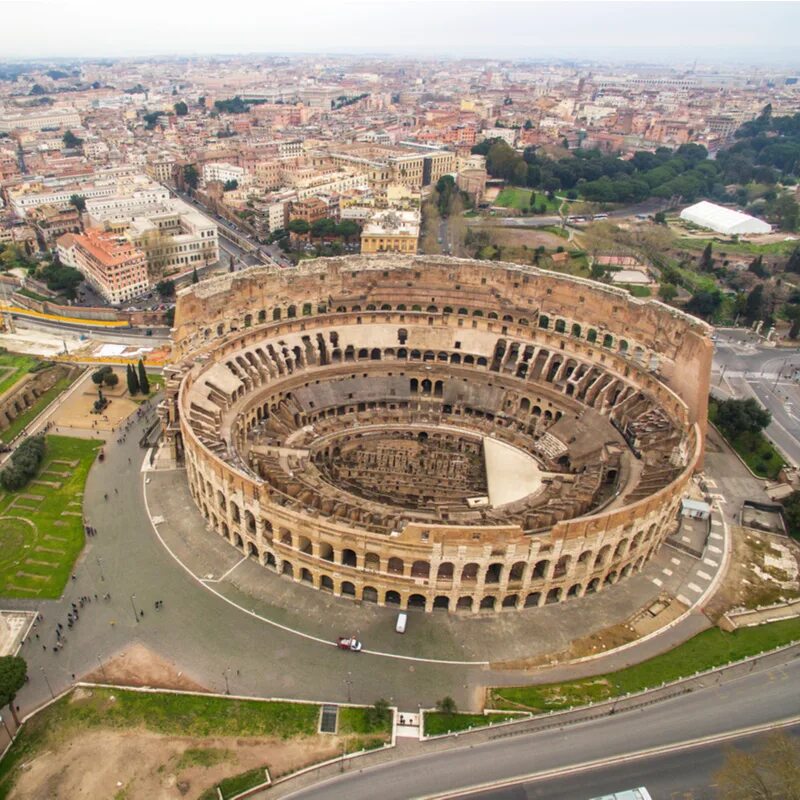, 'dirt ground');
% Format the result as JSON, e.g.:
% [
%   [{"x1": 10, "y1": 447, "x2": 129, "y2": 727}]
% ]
[
  {"x1": 705, "y1": 526, "x2": 800, "y2": 620},
  {"x1": 50, "y1": 368, "x2": 138, "y2": 433},
  {"x1": 10, "y1": 727, "x2": 345, "y2": 800},
  {"x1": 84, "y1": 642, "x2": 209, "y2": 692},
  {"x1": 468, "y1": 223, "x2": 567, "y2": 250}
]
